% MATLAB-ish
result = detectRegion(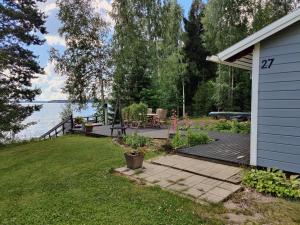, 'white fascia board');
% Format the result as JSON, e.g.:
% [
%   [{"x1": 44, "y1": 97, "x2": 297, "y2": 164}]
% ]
[
  {"x1": 217, "y1": 8, "x2": 300, "y2": 61},
  {"x1": 250, "y1": 43, "x2": 260, "y2": 166},
  {"x1": 206, "y1": 55, "x2": 252, "y2": 71}
]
